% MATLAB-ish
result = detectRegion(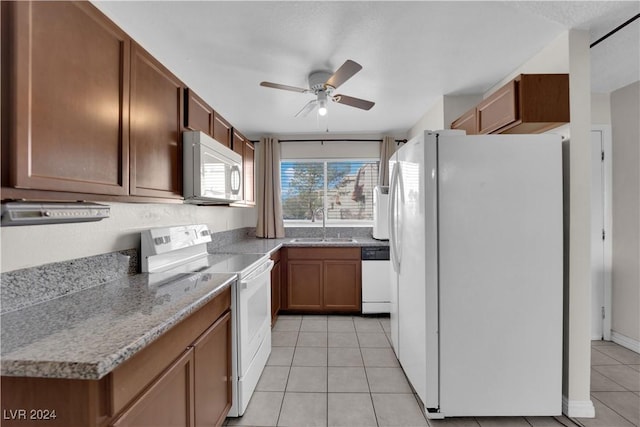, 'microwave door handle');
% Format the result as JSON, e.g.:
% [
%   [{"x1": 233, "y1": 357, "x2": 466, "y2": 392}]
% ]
[{"x1": 230, "y1": 165, "x2": 242, "y2": 195}]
